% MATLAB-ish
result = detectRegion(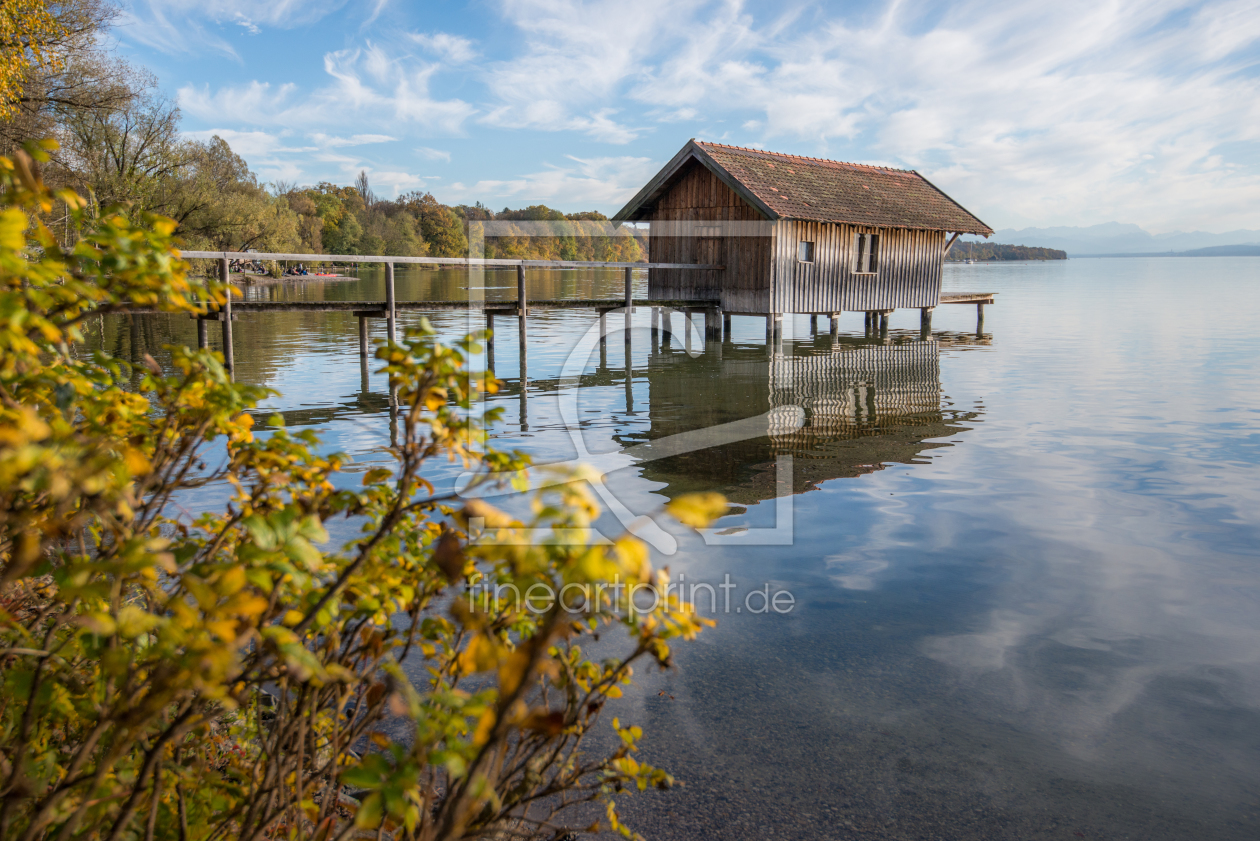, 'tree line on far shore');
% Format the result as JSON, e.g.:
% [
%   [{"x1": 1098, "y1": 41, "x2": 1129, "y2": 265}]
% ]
[{"x1": 947, "y1": 242, "x2": 1068, "y2": 261}]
